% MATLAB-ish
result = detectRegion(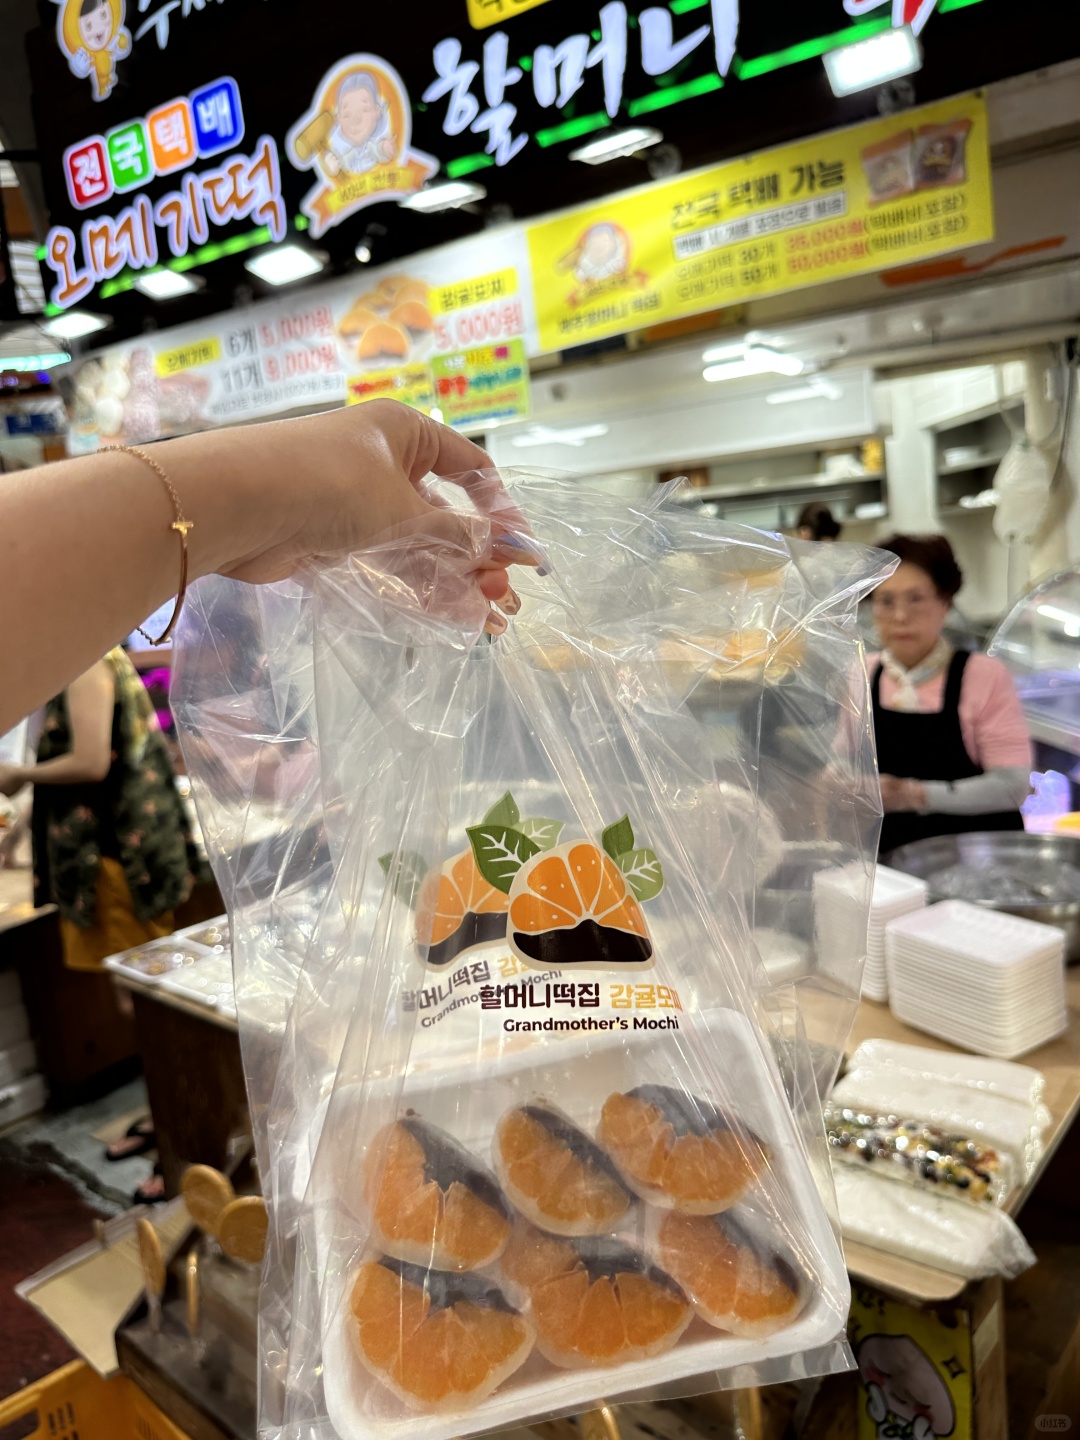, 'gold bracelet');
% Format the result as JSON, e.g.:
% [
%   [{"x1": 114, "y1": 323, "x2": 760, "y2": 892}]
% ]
[{"x1": 104, "y1": 444, "x2": 193, "y2": 646}]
